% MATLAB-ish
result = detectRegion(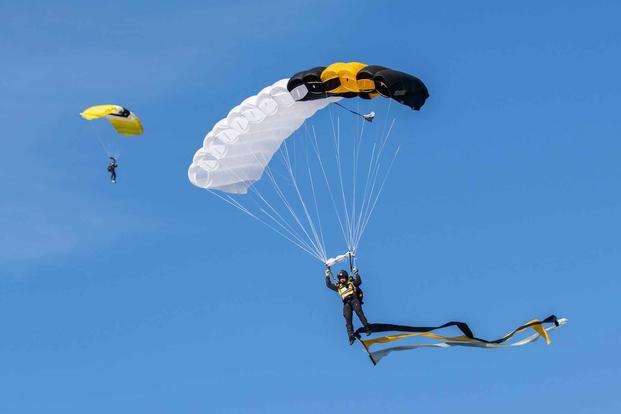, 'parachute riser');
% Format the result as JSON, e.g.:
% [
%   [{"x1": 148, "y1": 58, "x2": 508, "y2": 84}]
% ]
[{"x1": 348, "y1": 252, "x2": 355, "y2": 274}]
